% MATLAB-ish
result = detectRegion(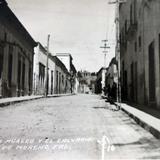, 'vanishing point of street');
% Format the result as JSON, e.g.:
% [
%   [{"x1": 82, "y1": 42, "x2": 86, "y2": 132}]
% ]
[{"x1": 0, "y1": 94, "x2": 159, "y2": 160}]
